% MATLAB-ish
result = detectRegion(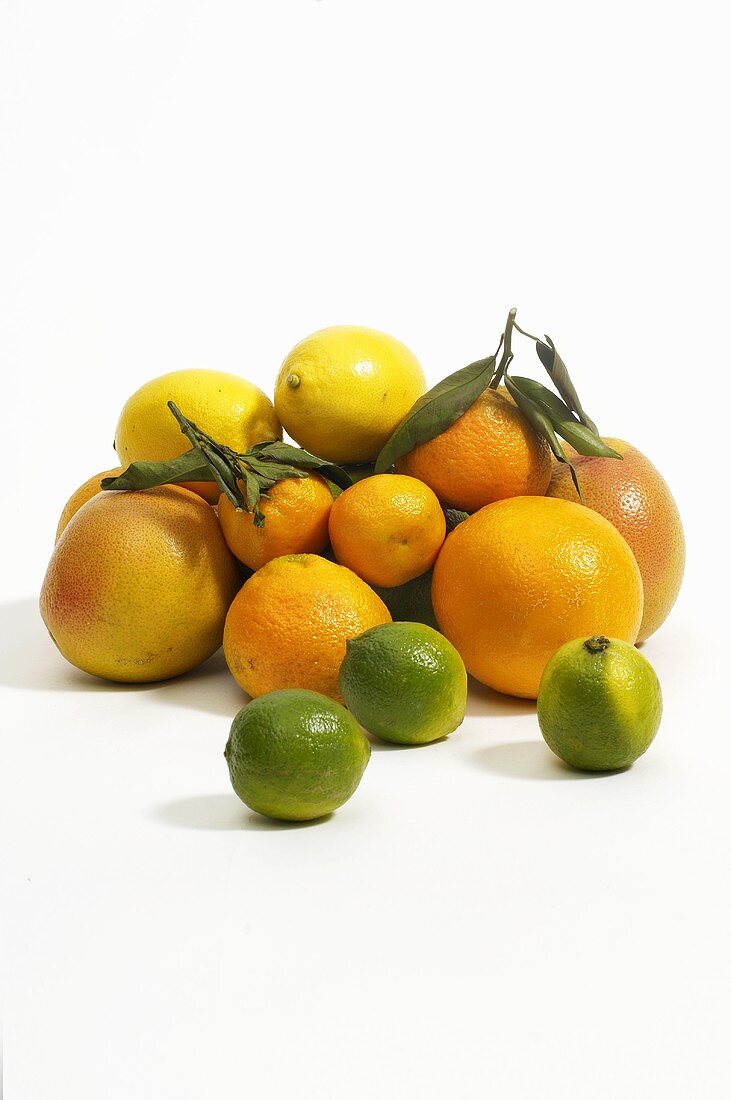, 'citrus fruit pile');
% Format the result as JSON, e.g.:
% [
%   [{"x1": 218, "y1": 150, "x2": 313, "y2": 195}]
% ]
[{"x1": 42, "y1": 310, "x2": 683, "y2": 819}]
